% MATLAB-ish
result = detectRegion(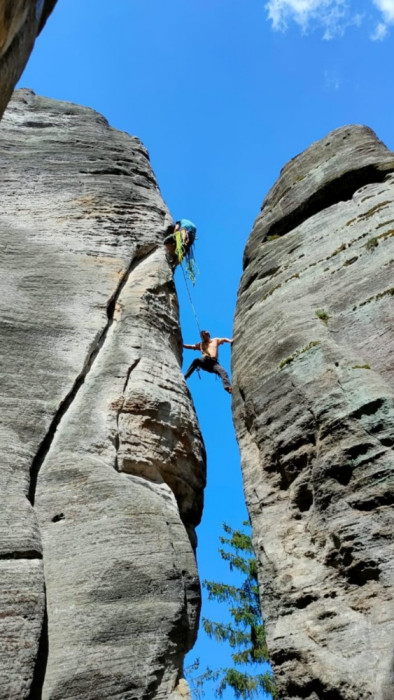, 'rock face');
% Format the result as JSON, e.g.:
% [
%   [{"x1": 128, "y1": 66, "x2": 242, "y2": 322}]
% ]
[
  {"x1": 233, "y1": 126, "x2": 394, "y2": 700},
  {"x1": 0, "y1": 1, "x2": 57, "y2": 119},
  {"x1": 0, "y1": 90, "x2": 205, "y2": 699}
]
